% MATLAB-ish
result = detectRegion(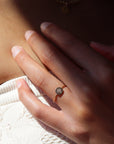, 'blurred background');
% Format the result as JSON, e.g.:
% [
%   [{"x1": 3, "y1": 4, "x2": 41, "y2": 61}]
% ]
[{"x1": 14, "y1": 0, "x2": 114, "y2": 44}]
